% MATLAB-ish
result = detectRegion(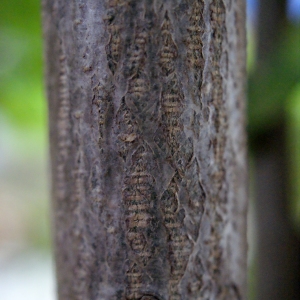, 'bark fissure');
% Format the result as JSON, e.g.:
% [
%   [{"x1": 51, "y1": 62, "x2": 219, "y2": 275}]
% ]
[{"x1": 157, "y1": 12, "x2": 196, "y2": 300}]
